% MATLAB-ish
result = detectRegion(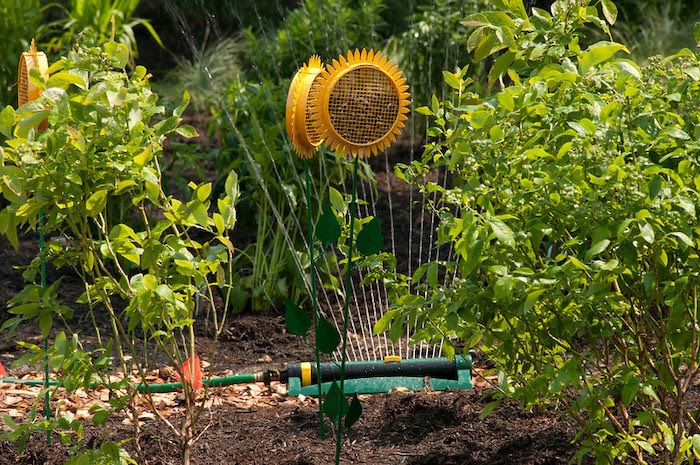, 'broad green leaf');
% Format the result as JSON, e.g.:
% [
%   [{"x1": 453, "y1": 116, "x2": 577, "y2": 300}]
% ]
[
  {"x1": 0, "y1": 106, "x2": 14, "y2": 138},
  {"x1": 285, "y1": 299, "x2": 310, "y2": 337},
  {"x1": 584, "y1": 239, "x2": 610, "y2": 261},
  {"x1": 329, "y1": 187, "x2": 345, "y2": 214},
  {"x1": 213, "y1": 213, "x2": 225, "y2": 235},
  {"x1": 578, "y1": 42, "x2": 627, "y2": 74},
  {"x1": 671, "y1": 231, "x2": 694, "y2": 248},
  {"x1": 442, "y1": 340, "x2": 455, "y2": 360},
  {"x1": 442, "y1": 71, "x2": 462, "y2": 90},
  {"x1": 474, "y1": 31, "x2": 498, "y2": 62},
  {"x1": 316, "y1": 204, "x2": 341, "y2": 246},
  {"x1": 373, "y1": 309, "x2": 400, "y2": 335},
  {"x1": 493, "y1": 275, "x2": 513, "y2": 301},
  {"x1": 489, "y1": 218, "x2": 515, "y2": 248},
  {"x1": 691, "y1": 435, "x2": 700, "y2": 456},
  {"x1": 523, "y1": 289, "x2": 545, "y2": 313},
  {"x1": 498, "y1": 91, "x2": 515, "y2": 112},
  {"x1": 175, "y1": 125, "x2": 198, "y2": 138},
  {"x1": 389, "y1": 314, "x2": 405, "y2": 342},
  {"x1": 488, "y1": 50, "x2": 515, "y2": 87},
  {"x1": 224, "y1": 170, "x2": 239, "y2": 204},
  {"x1": 92, "y1": 410, "x2": 109, "y2": 426},
  {"x1": 621, "y1": 377, "x2": 640, "y2": 406},
  {"x1": 134, "y1": 146, "x2": 153, "y2": 166},
  {"x1": 316, "y1": 317, "x2": 341, "y2": 354},
  {"x1": 86, "y1": 190, "x2": 108, "y2": 217},
  {"x1": 46, "y1": 71, "x2": 87, "y2": 90},
  {"x1": 39, "y1": 311, "x2": 52, "y2": 338},
  {"x1": 104, "y1": 41, "x2": 129, "y2": 69},
  {"x1": 600, "y1": 0, "x2": 617, "y2": 25},
  {"x1": 356, "y1": 217, "x2": 384, "y2": 255},
  {"x1": 639, "y1": 223, "x2": 655, "y2": 244},
  {"x1": 480, "y1": 399, "x2": 501, "y2": 419}
]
